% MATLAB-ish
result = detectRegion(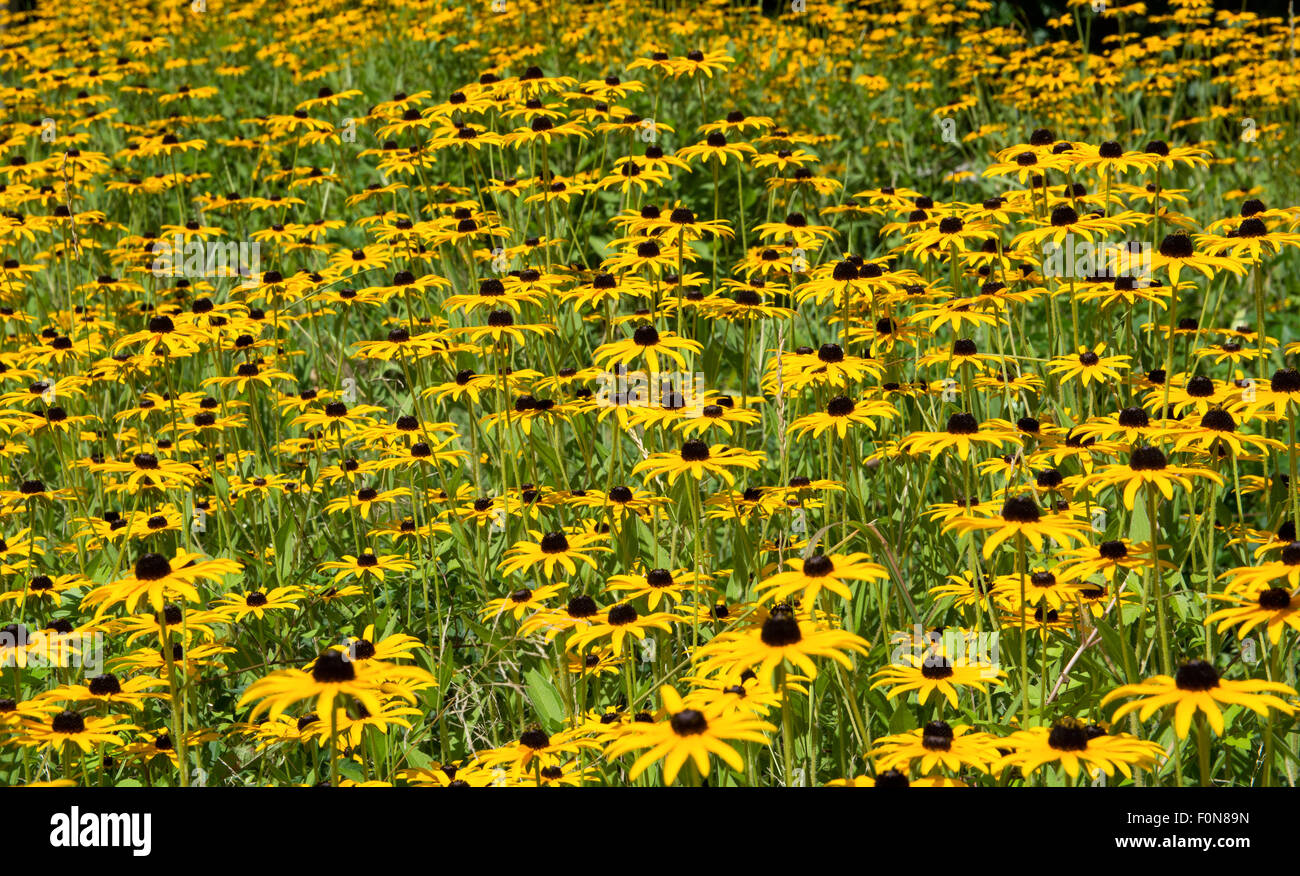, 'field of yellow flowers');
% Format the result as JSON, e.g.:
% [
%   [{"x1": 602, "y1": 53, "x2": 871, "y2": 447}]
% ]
[{"x1": 1, "y1": 0, "x2": 1299, "y2": 791}]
